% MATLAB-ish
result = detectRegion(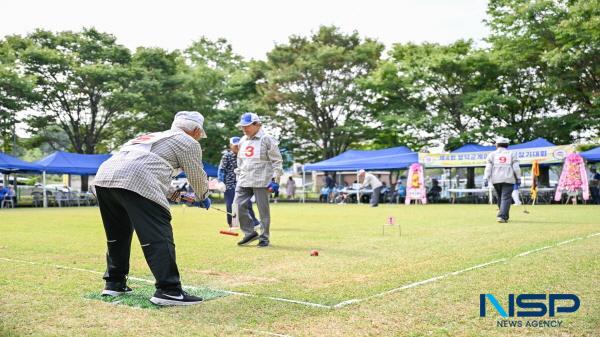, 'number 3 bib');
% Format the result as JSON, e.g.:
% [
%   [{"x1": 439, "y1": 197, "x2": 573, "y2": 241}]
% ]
[{"x1": 239, "y1": 138, "x2": 262, "y2": 160}]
